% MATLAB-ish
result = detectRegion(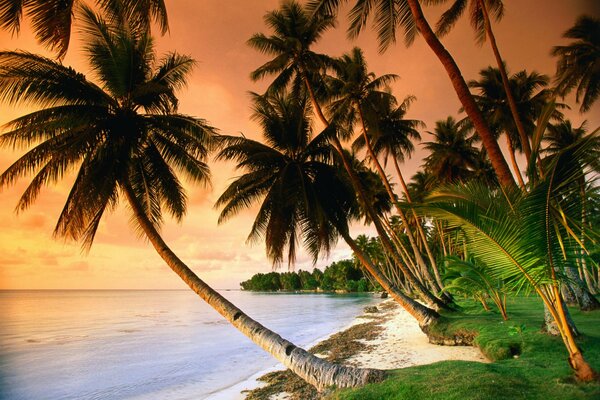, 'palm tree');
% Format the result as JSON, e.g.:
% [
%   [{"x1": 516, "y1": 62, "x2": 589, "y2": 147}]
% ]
[
  {"x1": 0, "y1": 7, "x2": 384, "y2": 392},
  {"x1": 552, "y1": 15, "x2": 600, "y2": 113},
  {"x1": 469, "y1": 66, "x2": 560, "y2": 188},
  {"x1": 423, "y1": 116, "x2": 480, "y2": 184},
  {"x1": 0, "y1": 0, "x2": 168, "y2": 59},
  {"x1": 543, "y1": 120, "x2": 600, "y2": 304},
  {"x1": 250, "y1": 1, "x2": 447, "y2": 312},
  {"x1": 247, "y1": 0, "x2": 335, "y2": 115},
  {"x1": 217, "y1": 90, "x2": 440, "y2": 331},
  {"x1": 430, "y1": 0, "x2": 533, "y2": 161},
  {"x1": 327, "y1": 47, "x2": 443, "y2": 295},
  {"x1": 307, "y1": 0, "x2": 517, "y2": 190},
  {"x1": 419, "y1": 137, "x2": 600, "y2": 381}
]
